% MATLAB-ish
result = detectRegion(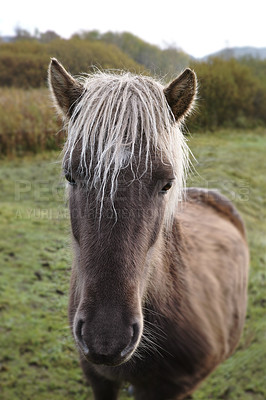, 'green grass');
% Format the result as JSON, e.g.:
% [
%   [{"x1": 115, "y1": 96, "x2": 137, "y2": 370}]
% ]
[{"x1": 0, "y1": 130, "x2": 265, "y2": 399}]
